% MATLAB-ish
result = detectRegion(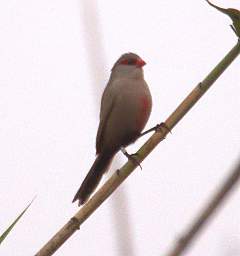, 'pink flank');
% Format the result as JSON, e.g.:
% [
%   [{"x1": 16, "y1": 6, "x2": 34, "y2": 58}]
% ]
[{"x1": 137, "y1": 96, "x2": 151, "y2": 130}]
